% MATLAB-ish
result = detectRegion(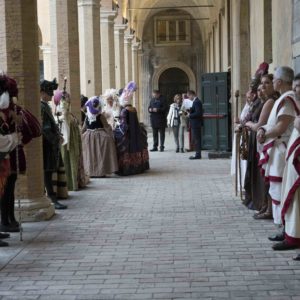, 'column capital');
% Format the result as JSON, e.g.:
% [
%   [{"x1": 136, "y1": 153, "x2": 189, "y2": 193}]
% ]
[
  {"x1": 124, "y1": 34, "x2": 134, "y2": 44},
  {"x1": 78, "y1": 0, "x2": 99, "y2": 7},
  {"x1": 114, "y1": 24, "x2": 127, "y2": 35},
  {"x1": 132, "y1": 42, "x2": 140, "y2": 51},
  {"x1": 100, "y1": 10, "x2": 117, "y2": 23}
]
